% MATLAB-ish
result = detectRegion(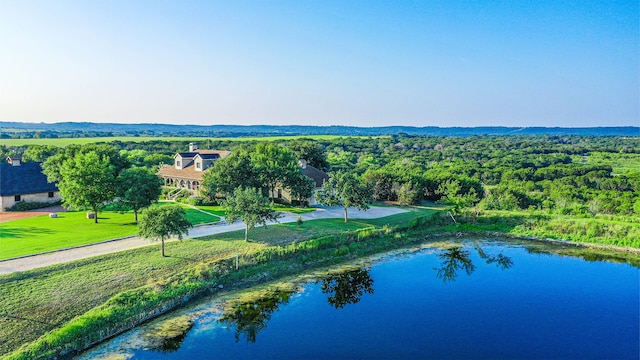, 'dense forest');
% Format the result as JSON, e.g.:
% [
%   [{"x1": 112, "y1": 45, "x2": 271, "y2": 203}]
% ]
[{"x1": 3, "y1": 134, "x2": 639, "y2": 246}]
